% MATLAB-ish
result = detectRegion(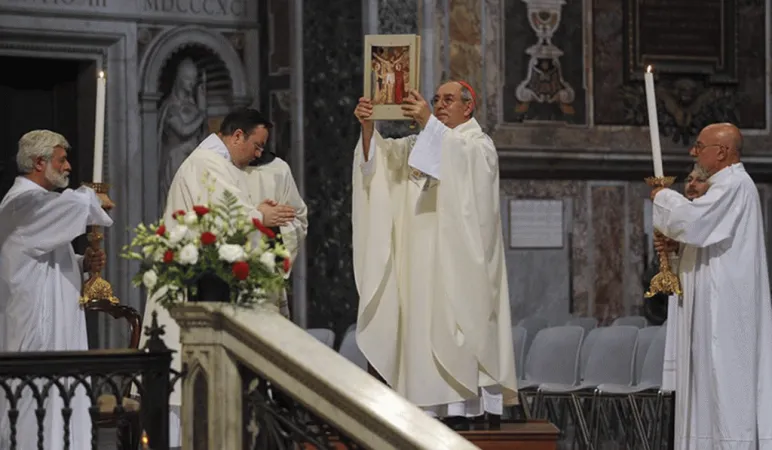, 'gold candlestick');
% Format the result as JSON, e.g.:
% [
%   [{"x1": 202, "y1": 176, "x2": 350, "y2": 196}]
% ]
[
  {"x1": 644, "y1": 176, "x2": 682, "y2": 297},
  {"x1": 79, "y1": 182, "x2": 118, "y2": 304}
]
